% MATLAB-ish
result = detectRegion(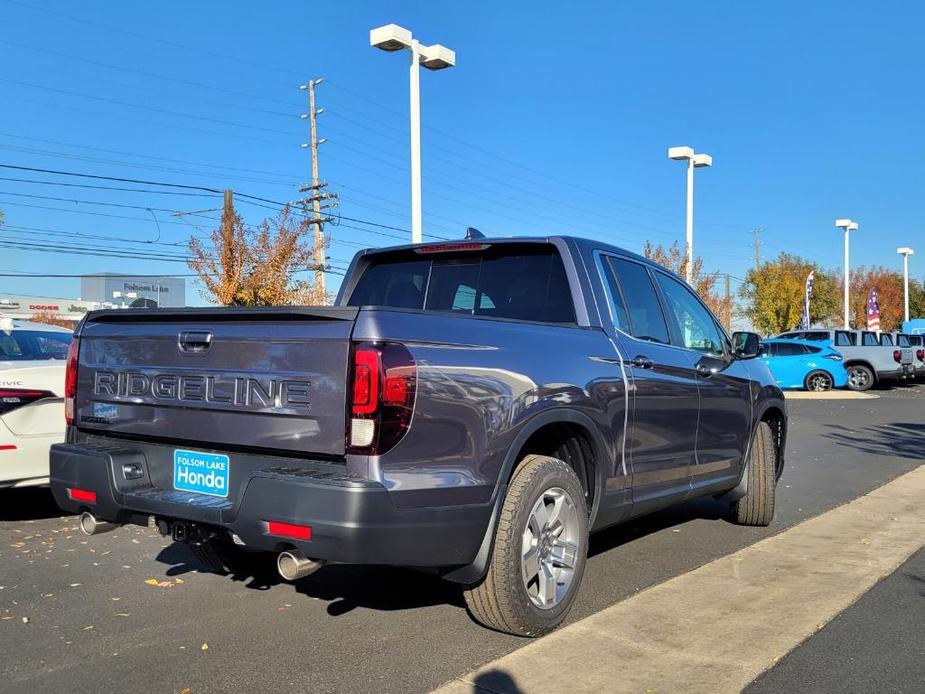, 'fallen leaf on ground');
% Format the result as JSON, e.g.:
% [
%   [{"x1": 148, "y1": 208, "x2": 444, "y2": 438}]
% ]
[
  {"x1": 144, "y1": 579, "x2": 160, "y2": 586},
  {"x1": 115, "y1": 613, "x2": 131, "y2": 617},
  {"x1": 82, "y1": 625, "x2": 94, "y2": 631},
  {"x1": 200, "y1": 643, "x2": 208, "y2": 651}
]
